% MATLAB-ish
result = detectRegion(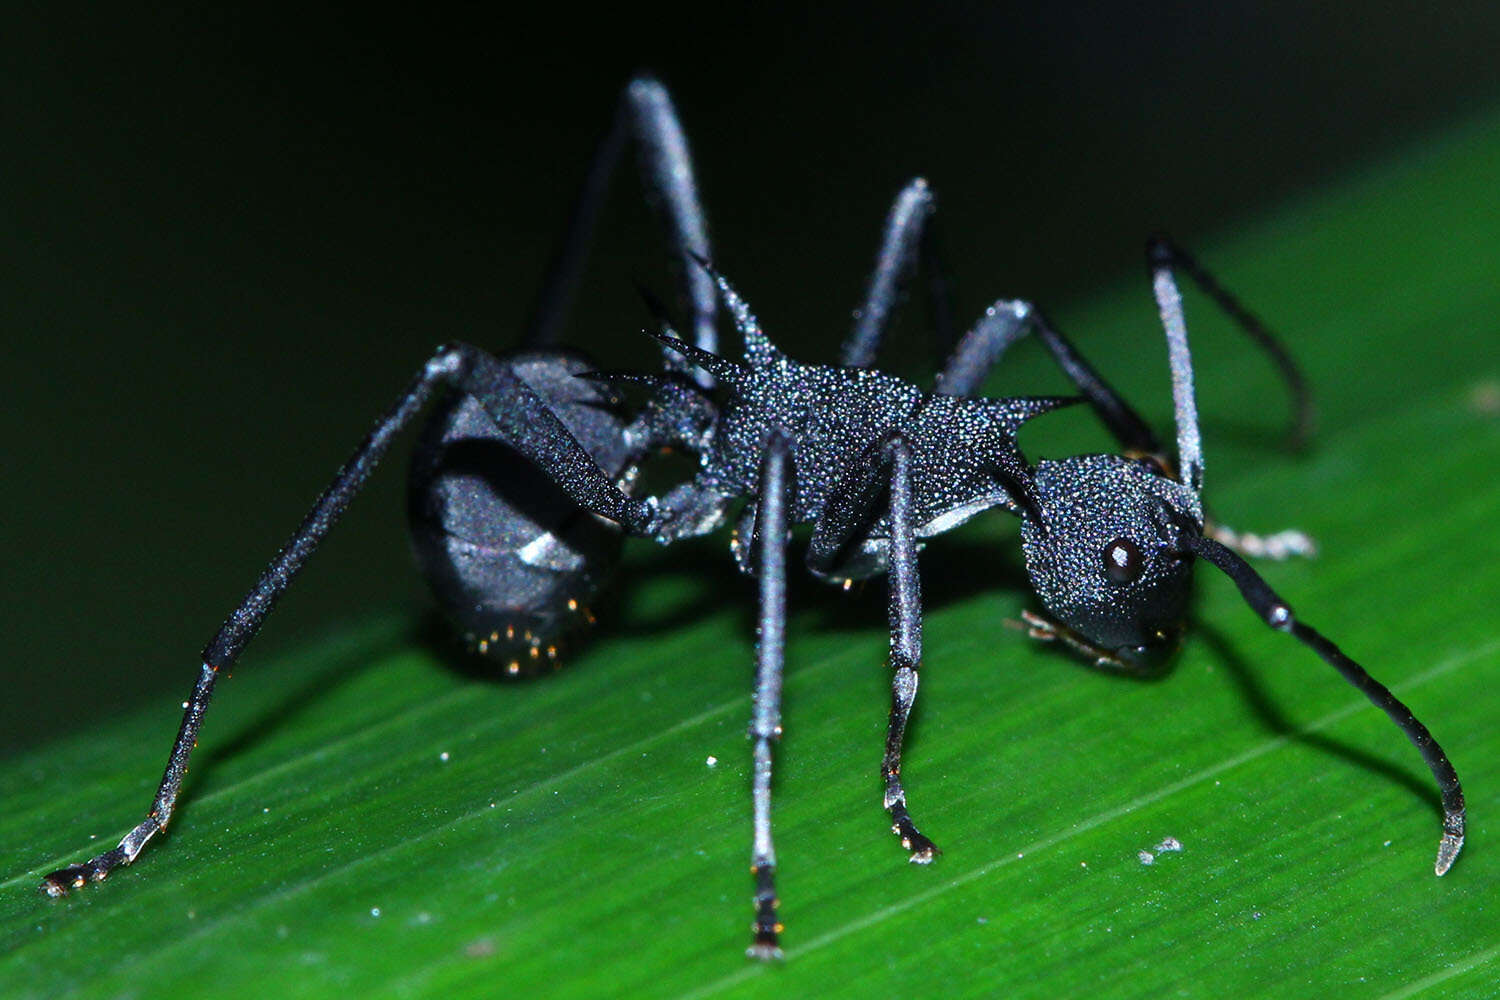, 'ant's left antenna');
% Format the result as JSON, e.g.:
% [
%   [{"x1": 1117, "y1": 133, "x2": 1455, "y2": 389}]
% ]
[{"x1": 1148, "y1": 243, "x2": 1204, "y2": 493}]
